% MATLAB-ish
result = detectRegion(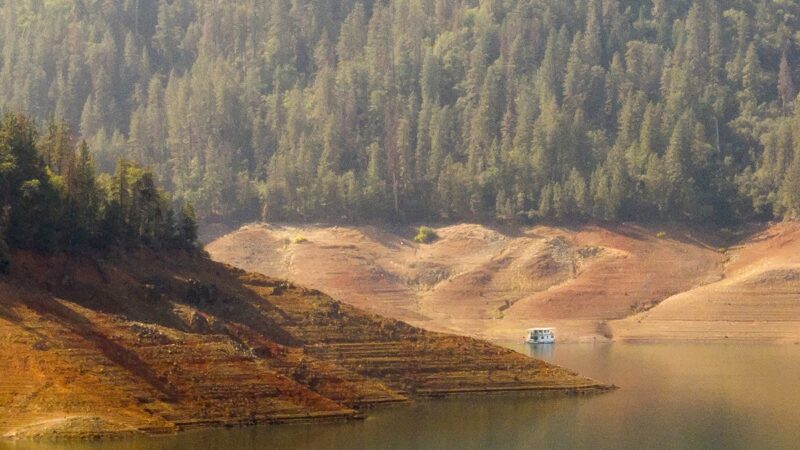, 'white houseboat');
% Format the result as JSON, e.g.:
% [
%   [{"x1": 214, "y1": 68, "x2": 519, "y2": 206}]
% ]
[{"x1": 524, "y1": 327, "x2": 555, "y2": 344}]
